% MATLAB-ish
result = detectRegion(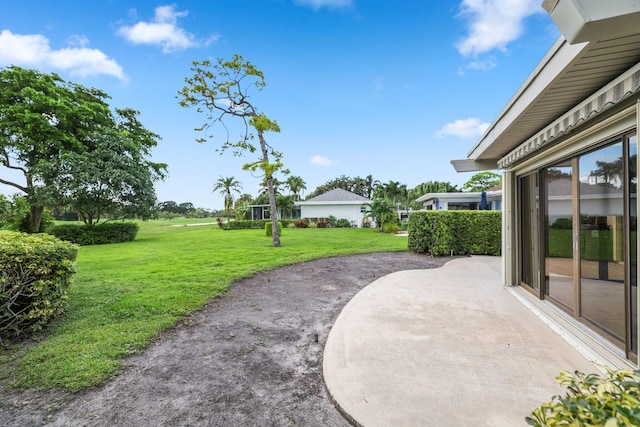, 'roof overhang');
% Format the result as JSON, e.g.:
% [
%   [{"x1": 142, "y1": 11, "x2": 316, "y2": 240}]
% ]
[
  {"x1": 451, "y1": 158, "x2": 500, "y2": 173},
  {"x1": 542, "y1": 0, "x2": 640, "y2": 44},
  {"x1": 458, "y1": 4, "x2": 640, "y2": 170},
  {"x1": 416, "y1": 190, "x2": 502, "y2": 204}
]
